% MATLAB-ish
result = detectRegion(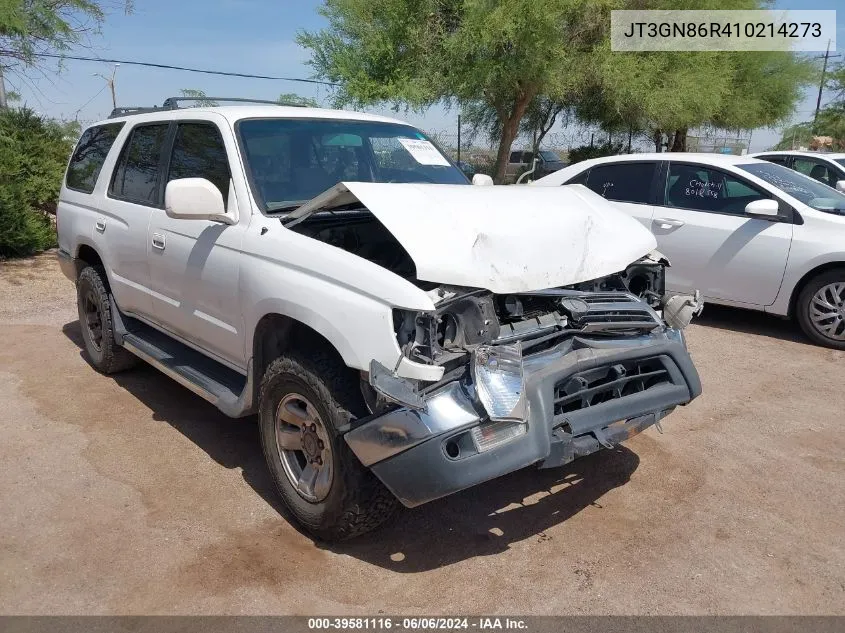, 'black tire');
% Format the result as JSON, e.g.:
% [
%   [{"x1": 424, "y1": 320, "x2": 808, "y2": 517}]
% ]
[
  {"x1": 76, "y1": 266, "x2": 139, "y2": 374},
  {"x1": 258, "y1": 351, "x2": 398, "y2": 541},
  {"x1": 796, "y1": 268, "x2": 845, "y2": 350}
]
